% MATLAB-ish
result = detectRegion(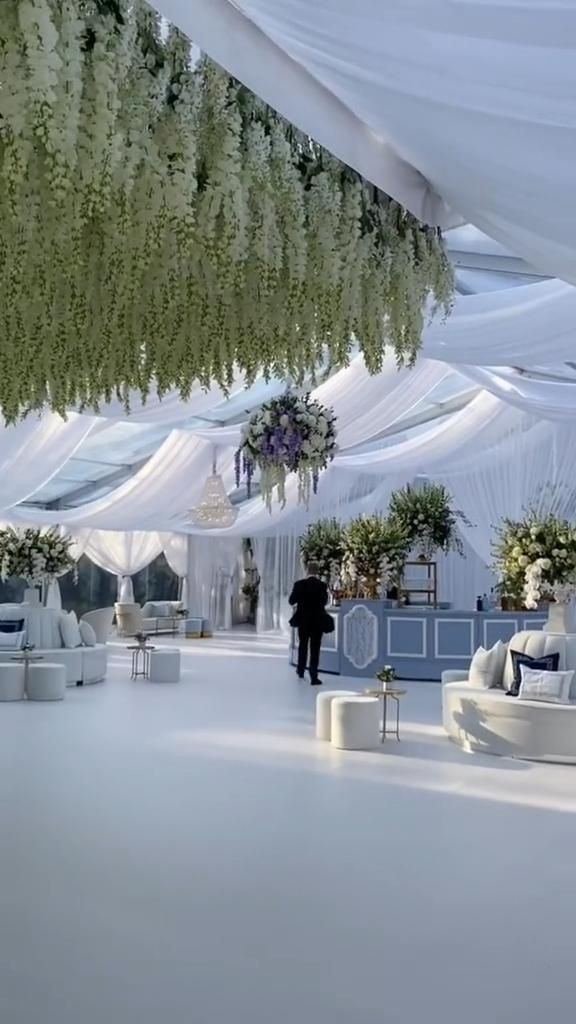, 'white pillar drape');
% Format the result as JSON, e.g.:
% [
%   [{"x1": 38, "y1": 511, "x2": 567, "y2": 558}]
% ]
[
  {"x1": 84, "y1": 530, "x2": 163, "y2": 603},
  {"x1": 160, "y1": 532, "x2": 189, "y2": 608}
]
